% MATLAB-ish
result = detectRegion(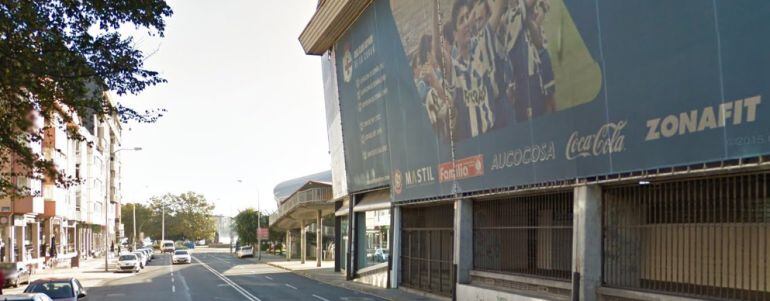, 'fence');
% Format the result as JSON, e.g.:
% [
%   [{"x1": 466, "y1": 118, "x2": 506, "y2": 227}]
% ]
[{"x1": 603, "y1": 172, "x2": 770, "y2": 300}]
